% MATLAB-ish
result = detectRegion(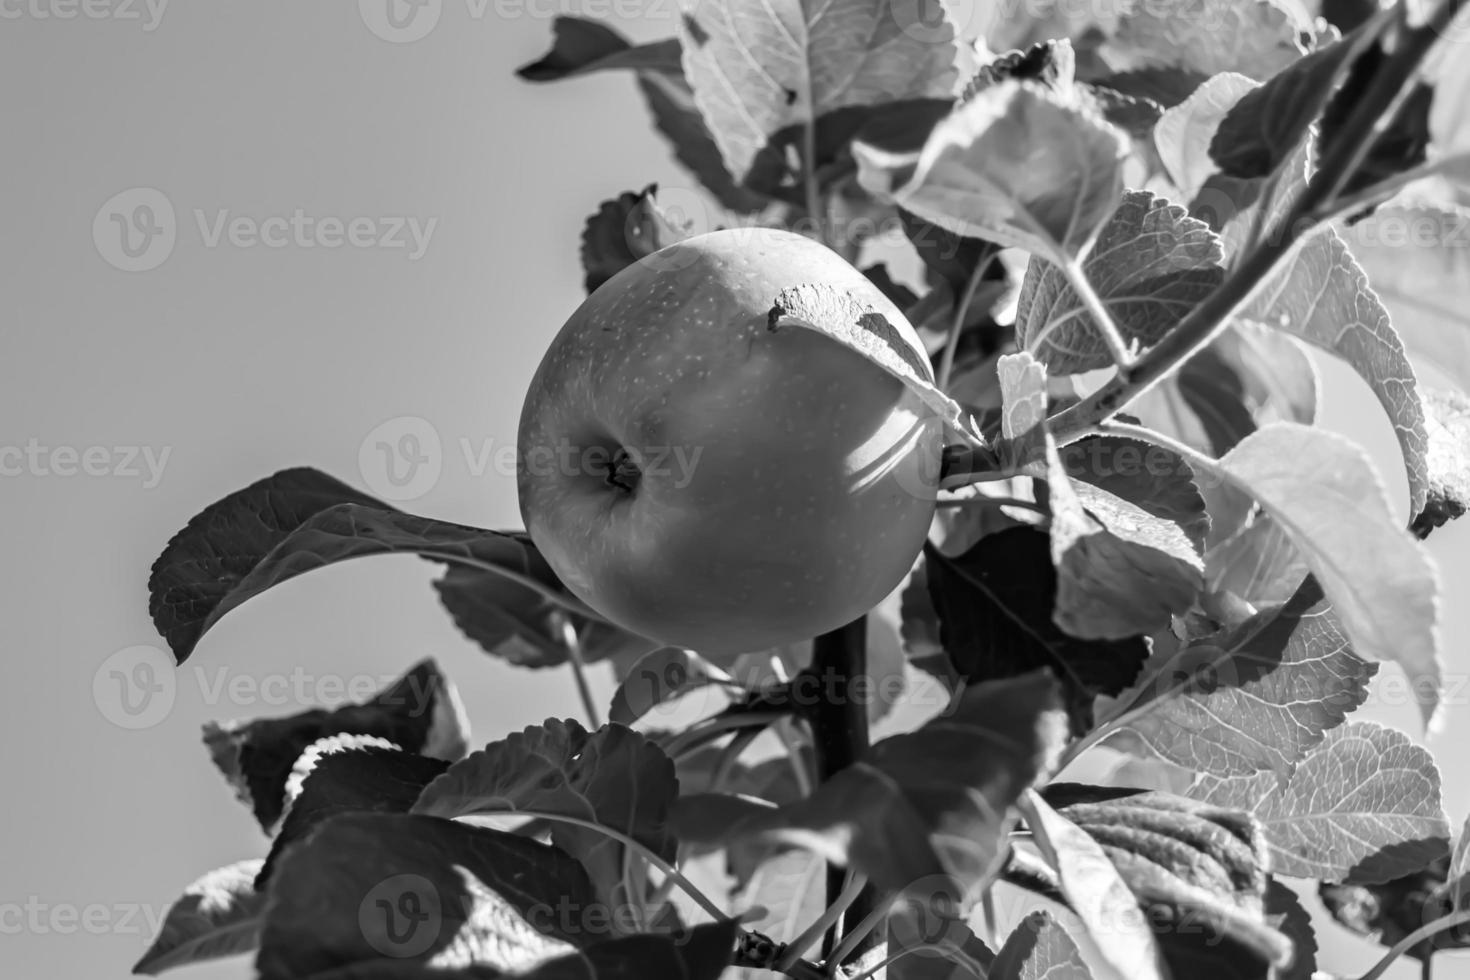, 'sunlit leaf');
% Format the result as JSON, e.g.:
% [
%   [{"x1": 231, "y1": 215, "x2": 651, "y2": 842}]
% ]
[
  {"x1": 134, "y1": 861, "x2": 267, "y2": 975},
  {"x1": 854, "y1": 82, "x2": 1126, "y2": 261},
  {"x1": 1019, "y1": 191, "x2": 1226, "y2": 374},
  {"x1": 1105, "y1": 0, "x2": 1309, "y2": 81},
  {"x1": 1155, "y1": 72, "x2": 1259, "y2": 200},
  {"x1": 677, "y1": 0, "x2": 957, "y2": 183},
  {"x1": 1192, "y1": 722, "x2": 1451, "y2": 883},
  {"x1": 988, "y1": 911, "x2": 1091, "y2": 980}
]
